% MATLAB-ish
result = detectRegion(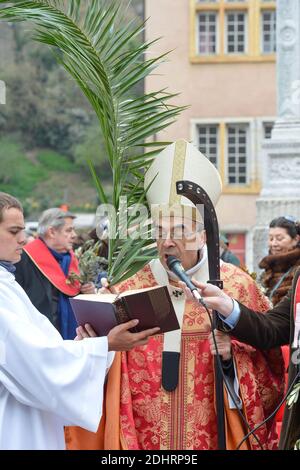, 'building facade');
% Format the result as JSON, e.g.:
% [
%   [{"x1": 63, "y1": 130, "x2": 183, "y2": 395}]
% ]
[{"x1": 145, "y1": 0, "x2": 277, "y2": 269}]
